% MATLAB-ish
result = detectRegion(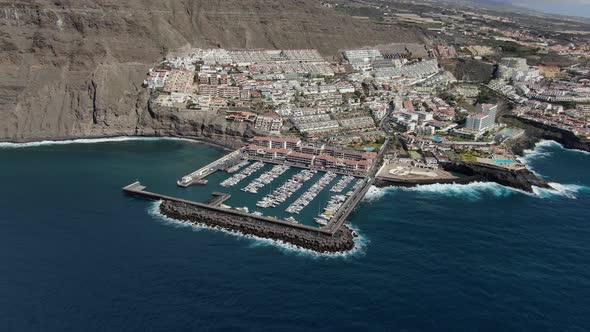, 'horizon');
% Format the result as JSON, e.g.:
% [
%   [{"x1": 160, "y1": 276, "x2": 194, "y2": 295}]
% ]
[{"x1": 511, "y1": 0, "x2": 590, "y2": 19}]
